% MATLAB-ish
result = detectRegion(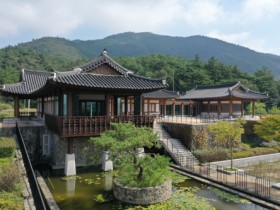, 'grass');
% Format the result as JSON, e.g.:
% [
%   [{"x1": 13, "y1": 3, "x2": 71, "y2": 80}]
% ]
[
  {"x1": 240, "y1": 160, "x2": 280, "y2": 182},
  {"x1": 0, "y1": 137, "x2": 24, "y2": 210}
]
